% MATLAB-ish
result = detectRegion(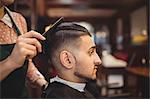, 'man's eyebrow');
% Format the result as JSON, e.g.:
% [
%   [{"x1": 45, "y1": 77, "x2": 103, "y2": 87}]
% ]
[{"x1": 89, "y1": 46, "x2": 96, "y2": 50}]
